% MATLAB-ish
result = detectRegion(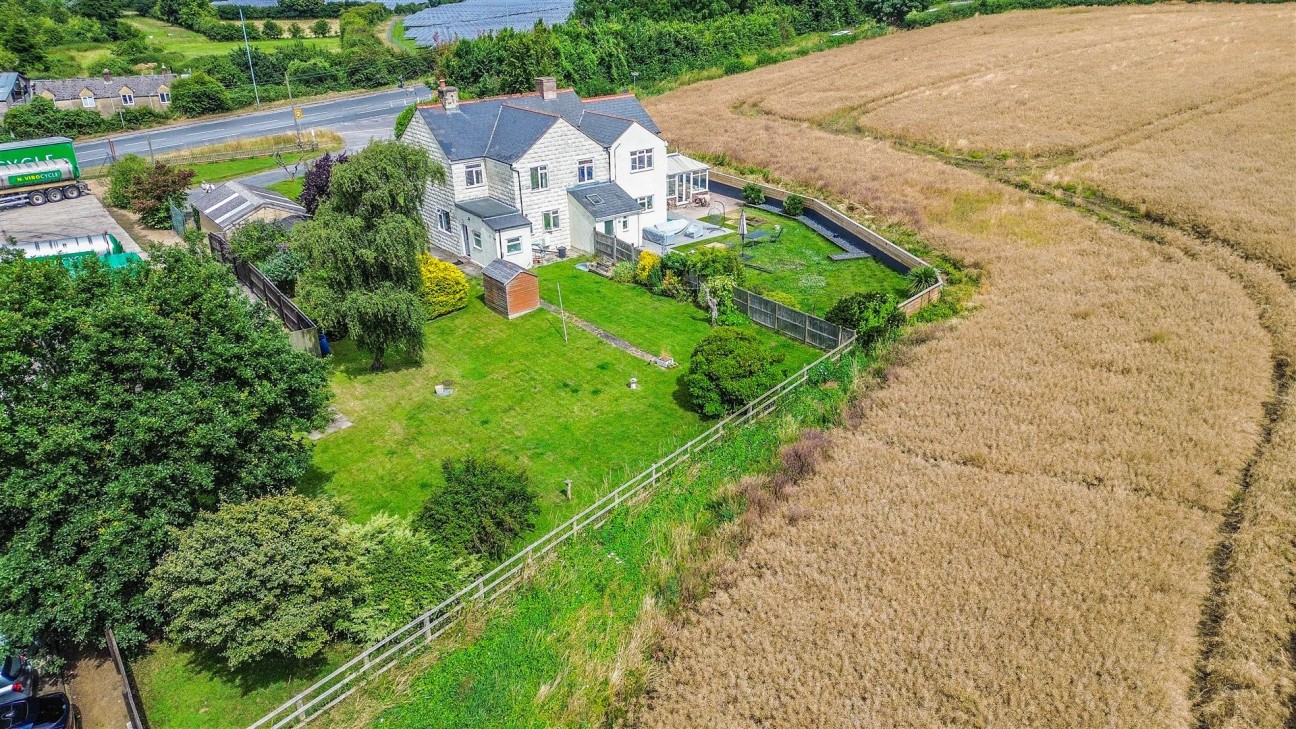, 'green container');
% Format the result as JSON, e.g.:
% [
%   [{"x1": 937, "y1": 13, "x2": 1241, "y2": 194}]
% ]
[{"x1": 0, "y1": 137, "x2": 79, "y2": 178}]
